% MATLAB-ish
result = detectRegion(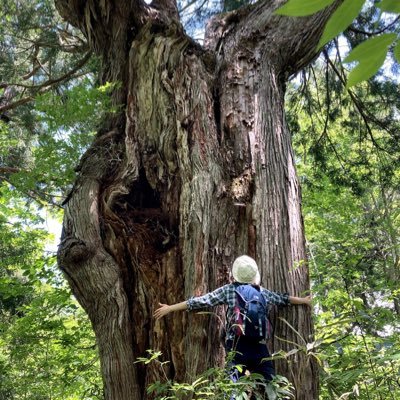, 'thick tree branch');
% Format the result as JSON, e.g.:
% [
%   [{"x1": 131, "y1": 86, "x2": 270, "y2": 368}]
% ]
[{"x1": 216, "y1": 0, "x2": 344, "y2": 75}]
